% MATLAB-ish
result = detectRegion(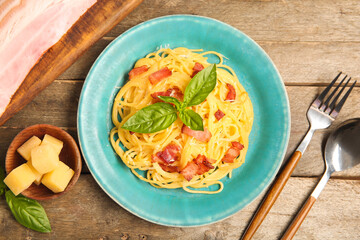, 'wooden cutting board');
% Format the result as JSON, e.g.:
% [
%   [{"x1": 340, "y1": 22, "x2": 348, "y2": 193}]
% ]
[{"x1": 0, "y1": 0, "x2": 143, "y2": 126}]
